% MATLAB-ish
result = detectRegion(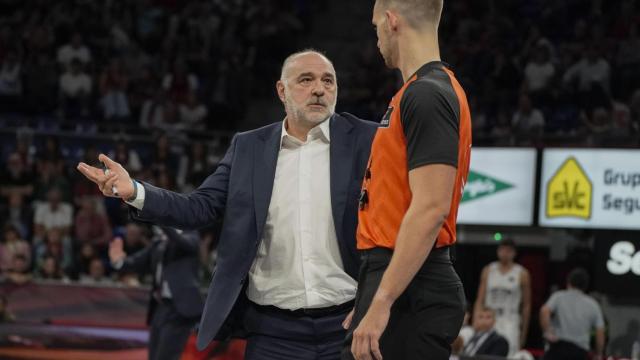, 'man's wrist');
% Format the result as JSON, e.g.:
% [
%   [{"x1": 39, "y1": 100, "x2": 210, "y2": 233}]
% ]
[
  {"x1": 127, "y1": 179, "x2": 138, "y2": 201},
  {"x1": 372, "y1": 289, "x2": 395, "y2": 309}
]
